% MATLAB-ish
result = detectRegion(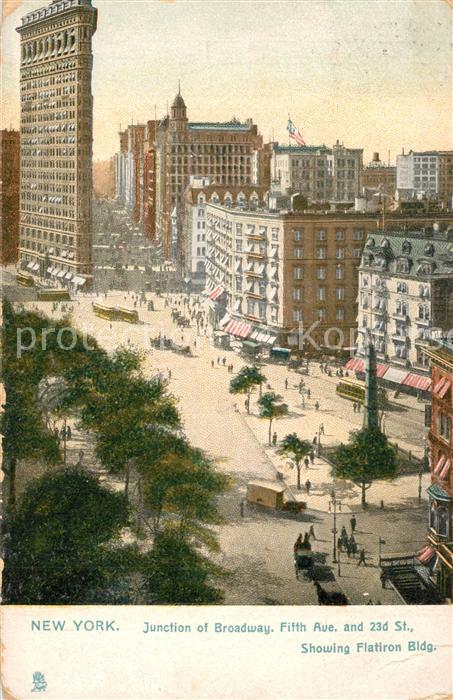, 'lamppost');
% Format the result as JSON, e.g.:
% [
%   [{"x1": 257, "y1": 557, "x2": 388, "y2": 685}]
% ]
[
  {"x1": 378, "y1": 536, "x2": 386, "y2": 565},
  {"x1": 329, "y1": 489, "x2": 342, "y2": 564},
  {"x1": 418, "y1": 468, "x2": 424, "y2": 505}
]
